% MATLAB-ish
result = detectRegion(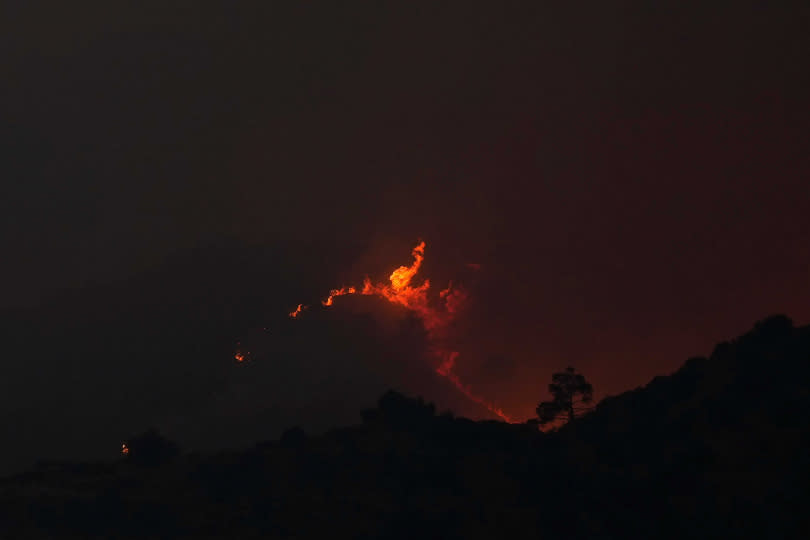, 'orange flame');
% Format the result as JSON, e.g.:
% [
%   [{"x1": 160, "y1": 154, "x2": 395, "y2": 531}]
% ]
[
  {"x1": 235, "y1": 351, "x2": 247, "y2": 363},
  {"x1": 289, "y1": 304, "x2": 307, "y2": 318},
  {"x1": 322, "y1": 286, "x2": 356, "y2": 306},
  {"x1": 121, "y1": 443, "x2": 130, "y2": 456},
  {"x1": 389, "y1": 241, "x2": 425, "y2": 291},
  {"x1": 295, "y1": 240, "x2": 513, "y2": 422}
]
